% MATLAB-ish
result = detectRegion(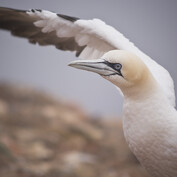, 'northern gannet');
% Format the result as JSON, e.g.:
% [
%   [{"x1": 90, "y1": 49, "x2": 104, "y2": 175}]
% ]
[
  {"x1": 69, "y1": 50, "x2": 177, "y2": 177},
  {"x1": 0, "y1": 7, "x2": 176, "y2": 177}
]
